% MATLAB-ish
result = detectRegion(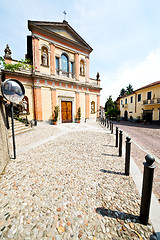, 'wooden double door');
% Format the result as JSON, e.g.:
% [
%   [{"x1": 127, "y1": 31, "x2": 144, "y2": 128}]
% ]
[{"x1": 61, "y1": 101, "x2": 72, "y2": 123}]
